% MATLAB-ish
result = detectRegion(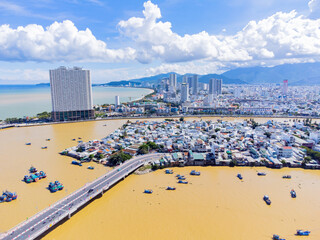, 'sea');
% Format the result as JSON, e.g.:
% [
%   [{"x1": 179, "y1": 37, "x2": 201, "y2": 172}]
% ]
[{"x1": 0, "y1": 85, "x2": 153, "y2": 120}]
